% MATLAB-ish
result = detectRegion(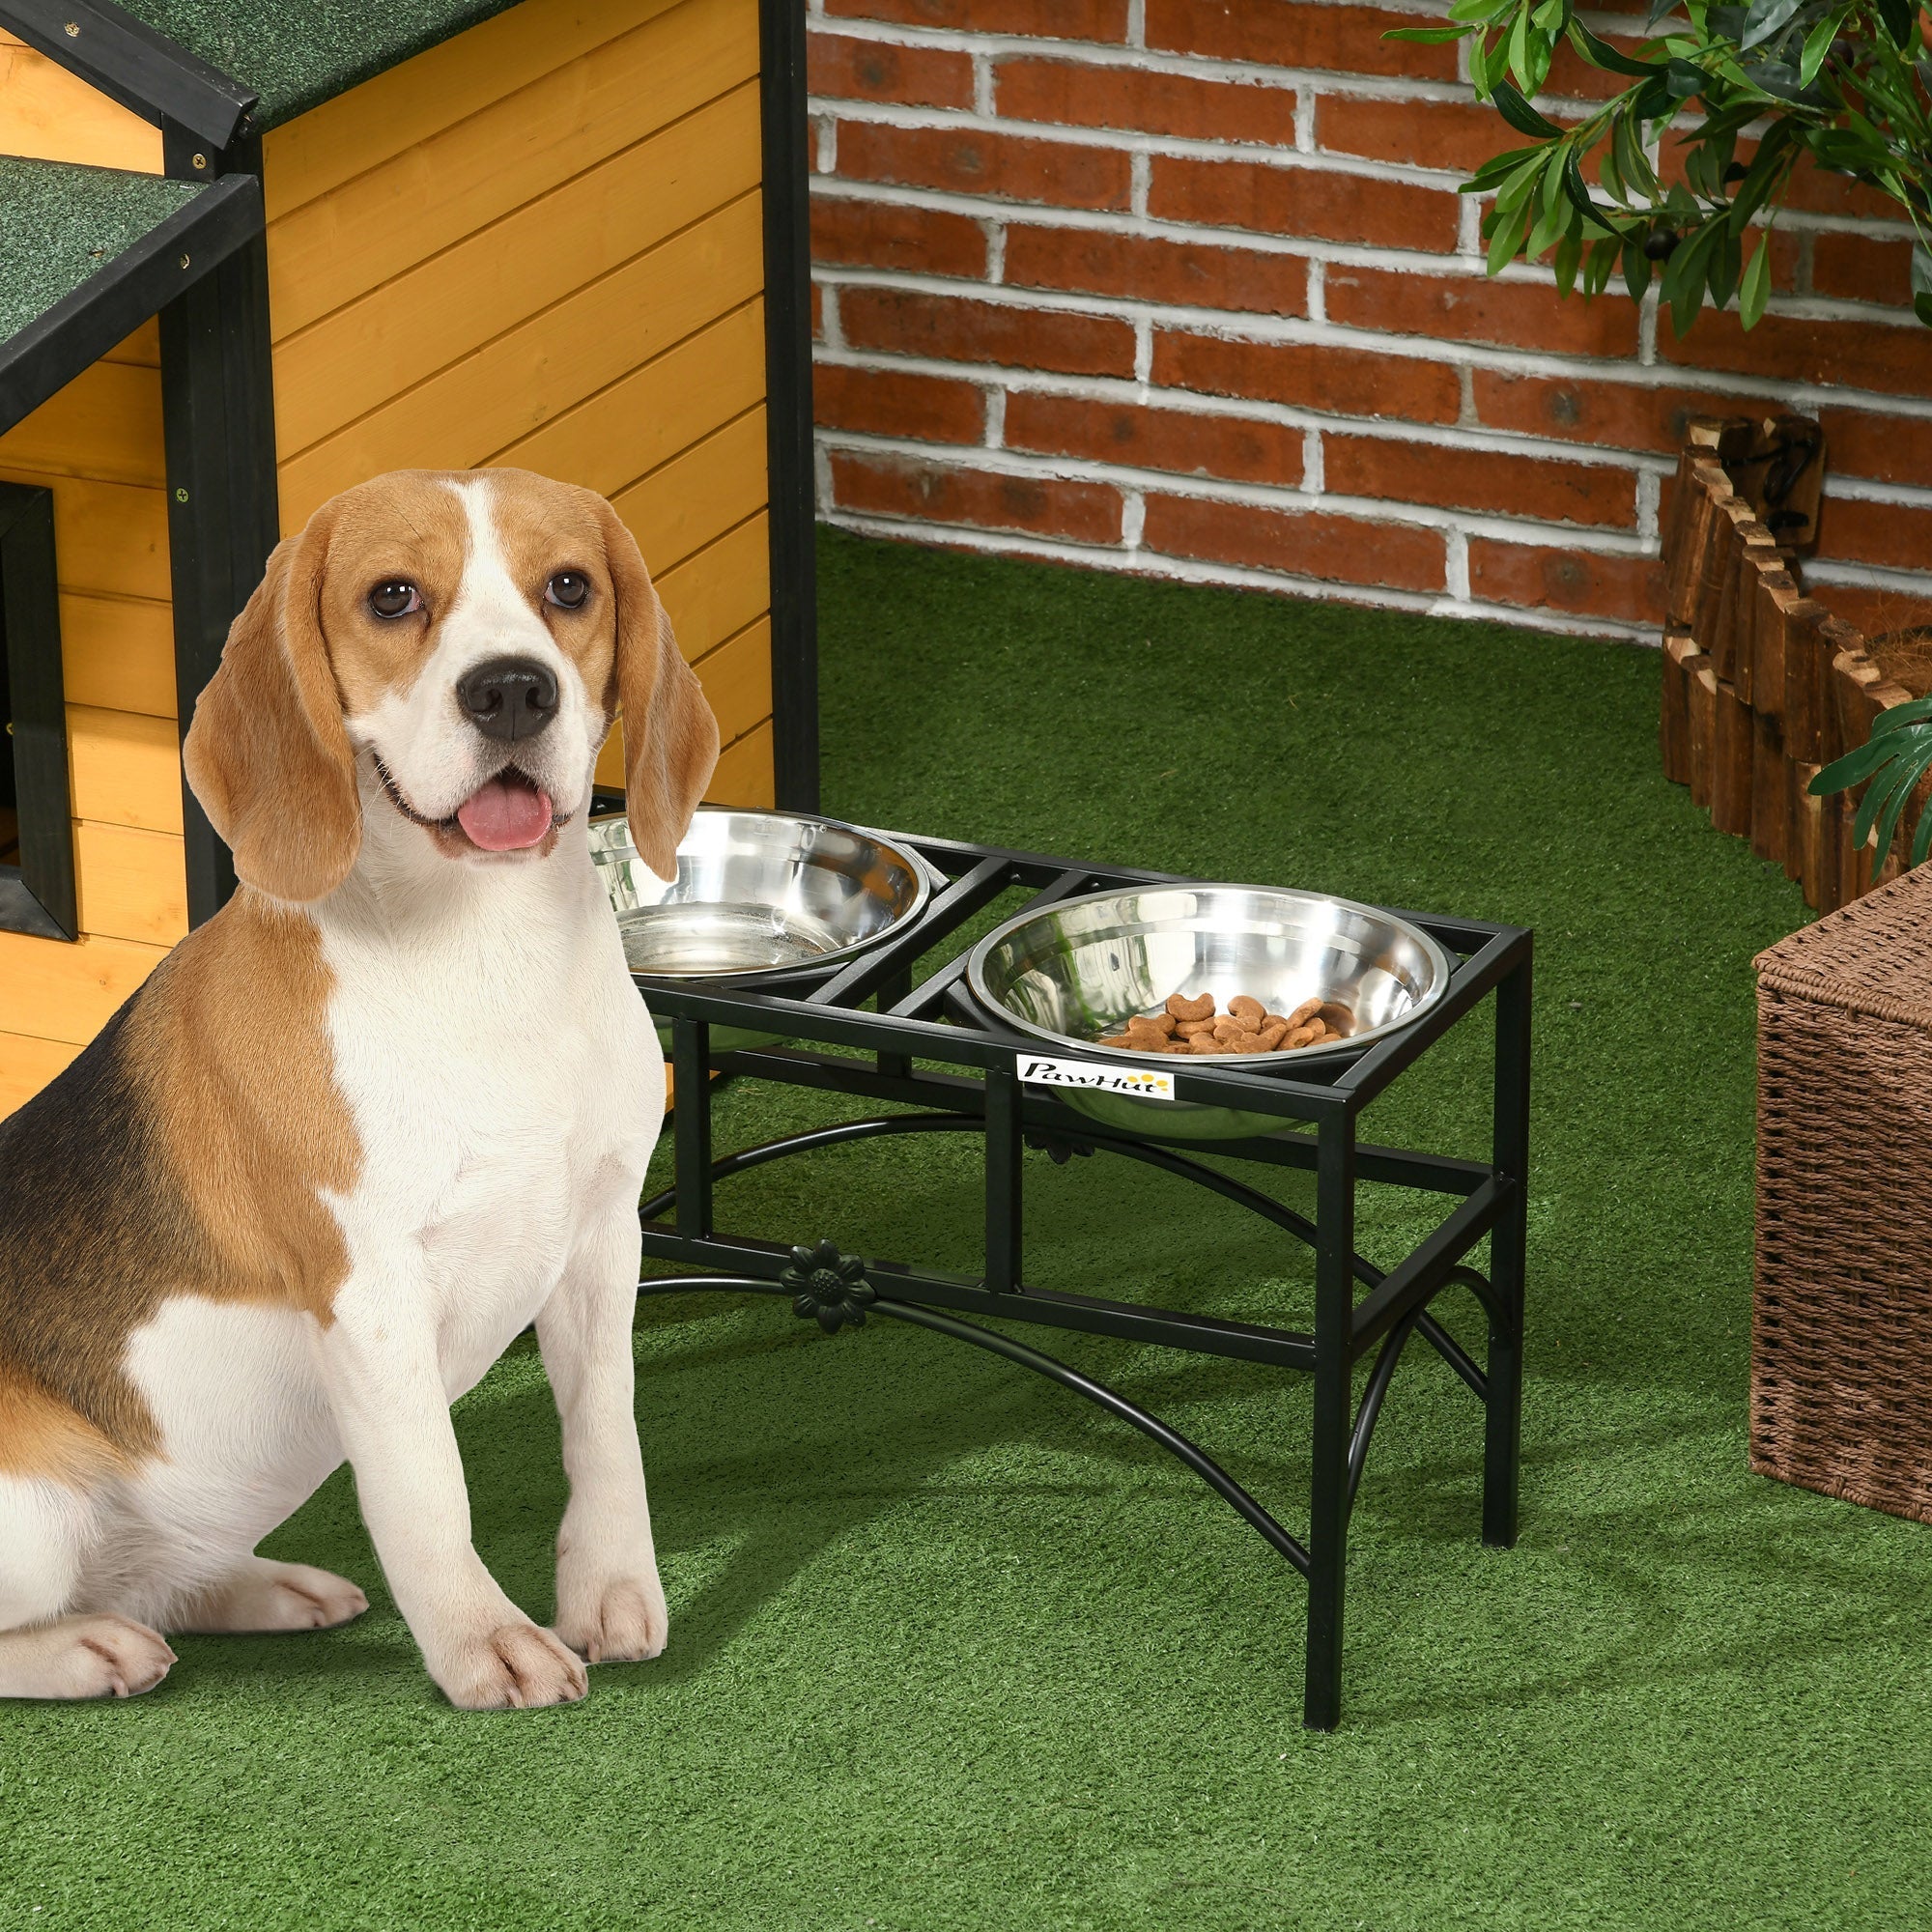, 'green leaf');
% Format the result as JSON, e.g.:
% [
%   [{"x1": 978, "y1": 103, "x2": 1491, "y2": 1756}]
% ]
[
  {"x1": 1661, "y1": 220, "x2": 1720, "y2": 335},
  {"x1": 1873, "y1": 696, "x2": 1932, "y2": 735},
  {"x1": 1508, "y1": 5, "x2": 1532, "y2": 87},
  {"x1": 1740, "y1": 0, "x2": 1806, "y2": 52},
  {"x1": 1797, "y1": 9, "x2": 1839, "y2": 87},
  {"x1": 1488, "y1": 195, "x2": 1533, "y2": 274},
  {"x1": 1563, "y1": 153, "x2": 1618, "y2": 229},
  {"x1": 1739, "y1": 231, "x2": 1771, "y2": 327},
  {"x1": 1665, "y1": 56, "x2": 1708, "y2": 97},
  {"x1": 1916, "y1": 291, "x2": 1932, "y2": 328},
  {"x1": 1852, "y1": 756, "x2": 1914, "y2": 851},
  {"x1": 1813, "y1": 727, "x2": 1918, "y2": 795},
  {"x1": 1492, "y1": 78, "x2": 1568, "y2": 138},
  {"x1": 1553, "y1": 222, "x2": 1583, "y2": 295},
  {"x1": 1580, "y1": 234, "x2": 1610, "y2": 296},
  {"x1": 1613, "y1": 111, "x2": 1659, "y2": 199},
  {"x1": 1911, "y1": 788, "x2": 1932, "y2": 867},
  {"x1": 1623, "y1": 235, "x2": 1653, "y2": 300},
  {"x1": 1493, "y1": 152, "x2": 1549, "y2": 216},
  {"x1": 1568, "y1": 18, "x2": 1659, "y2": 73},
  {"x1": 1710, "y1": 224, "x2": 1744, "y2": 306},
  {"x1": 1384, "y1": 24, "x2": 1474, "y2": 41}
]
